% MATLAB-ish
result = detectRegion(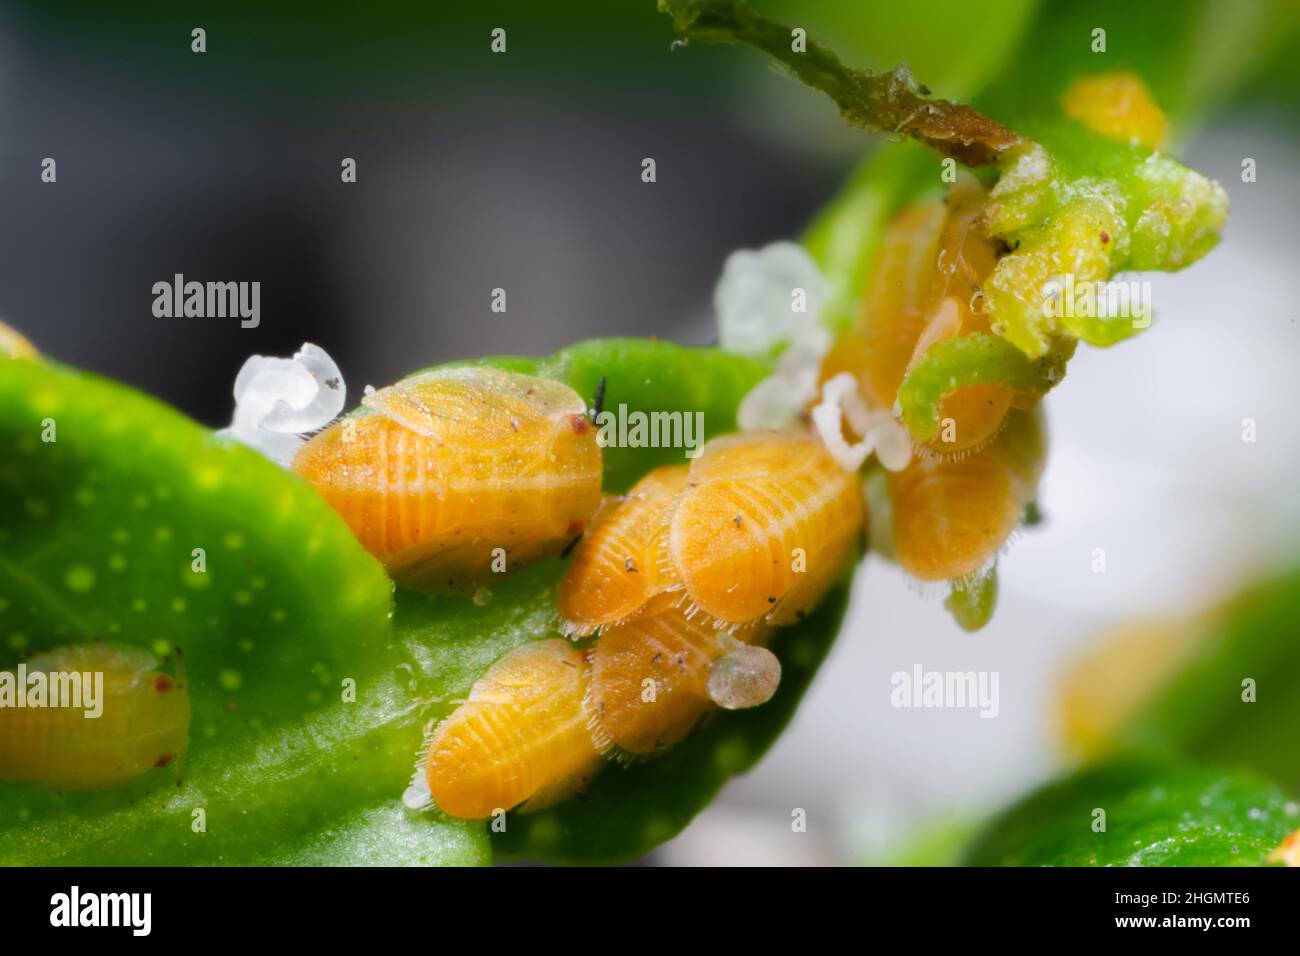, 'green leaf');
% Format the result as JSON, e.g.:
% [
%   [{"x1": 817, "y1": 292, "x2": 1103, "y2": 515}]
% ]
[
  {"x1": 0, "y1": 359, "x2": 483, "y2": 865},
  {"x1": 1105, "y1": 561, "x2": 1300, "y2": 796},
  {"x1": 964, "y1": 760, "x2": 1299, "y2": 867},
  {"x1": 249, "y1": 801, "x2": 488, "y2": 867}
]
